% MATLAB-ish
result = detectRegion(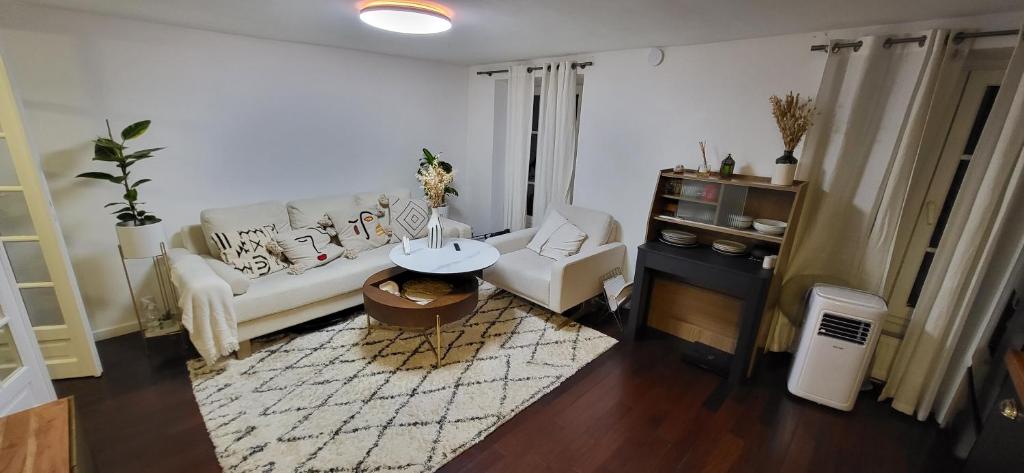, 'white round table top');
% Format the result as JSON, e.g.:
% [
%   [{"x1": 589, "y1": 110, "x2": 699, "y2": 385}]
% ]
[{"x1": 389, "y1": 238, "x2": 500, "y2": 274}]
